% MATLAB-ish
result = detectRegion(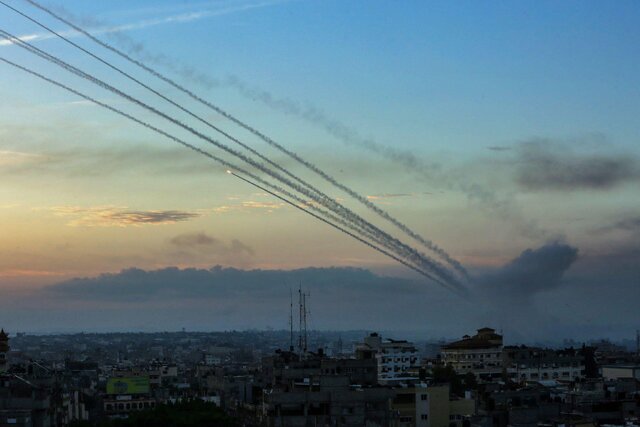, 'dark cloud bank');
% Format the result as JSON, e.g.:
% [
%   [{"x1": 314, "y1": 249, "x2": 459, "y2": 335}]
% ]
[
  {"x1": 48, "y1": 243, "x2": 579, "y2": 304},
  {"x1": 514, "y1": 140, "x2": 639, "y2": 191},
  {"x1": 22, "y1": 241, "x2": 636, "y2": 341},
  {"x1": 47, "y1": 266, "x2": 420, "y2": 302}
]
